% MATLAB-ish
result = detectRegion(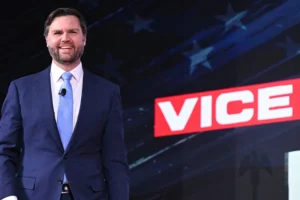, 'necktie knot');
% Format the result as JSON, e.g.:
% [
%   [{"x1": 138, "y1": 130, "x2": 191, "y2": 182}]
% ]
[{"x1": 61, "y1": 72, "x2": 72, "y2": 81}]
